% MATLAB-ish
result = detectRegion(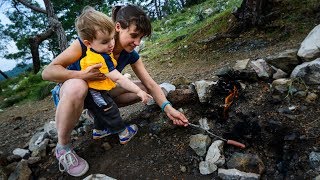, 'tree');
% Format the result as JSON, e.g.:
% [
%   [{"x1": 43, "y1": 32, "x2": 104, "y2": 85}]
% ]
[
  {"x1": 0, "y1": 70, "x2": 9, "y2": 79},
  {"x1": 3, "y1": 0, "x2": 67, "y2": 73},
  {"x1": 3, "y1": 0, "x2": 107, "y2": 74},
  {"x1": 13, "y1": 0, "x2": 67, "y2": 73},
  {"x1": 145, "y1": 0, "x2": 184, "y2": 19}
]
